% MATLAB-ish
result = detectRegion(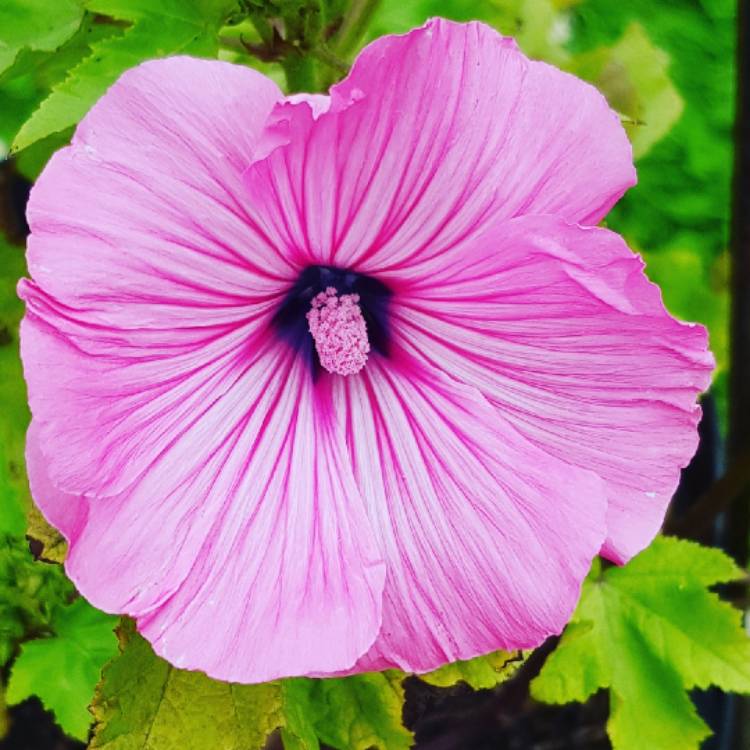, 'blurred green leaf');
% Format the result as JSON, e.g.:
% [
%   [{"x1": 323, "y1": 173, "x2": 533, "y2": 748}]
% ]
[
  {"x1": 6, "y1": 598, "x2": 118, "y2": 741},
  {"x1": 570, "y1": 0, "x2": 733, "y2": 262},
  {"x1": 499, "y1": 0, "x2": 588, "y2": 65},
  {"x1": 532, "y1": 537, "x2": 750, "y2": 750},
  {"x1": 12, "y1": 0, "x2": 239, "y2": 153},
  {"x1": 570, "y1": 23, "x2": 683, "y2": 159},
  {"x1": 0, "y1": 455, "x2": 25, "y2": 539},
  {"x1": 0, "y1": 556, "x2": 27, "y2": 665},
  {"x1": 0, "y1": 539, "x2": 43, "y2": 665},
  {"x1": 367, "y1": 0, "x2": 573, "y2": 64},
  {"x1": 0, "y1": 0, "x2": 83, "y2": 75},
  {"x1": 0, "y1": 238, "x2": 30, "y2": 535},
  {"x1": 0, "y1": 528, "x2": 74, "y2": 673}
]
